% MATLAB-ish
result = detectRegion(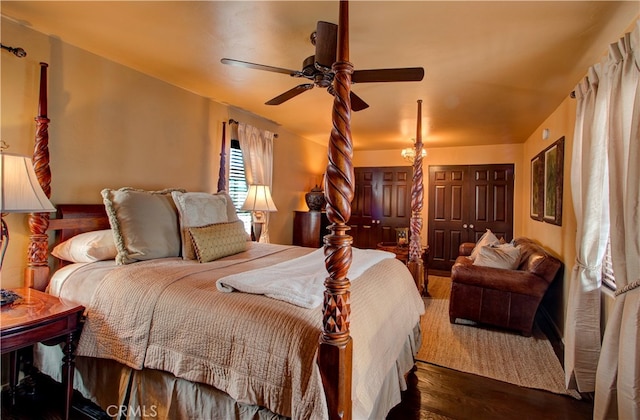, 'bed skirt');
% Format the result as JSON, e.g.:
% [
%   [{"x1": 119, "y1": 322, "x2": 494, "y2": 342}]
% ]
[{"x1": 34, "y1": 322, "x2": 421, "y2": 419}]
